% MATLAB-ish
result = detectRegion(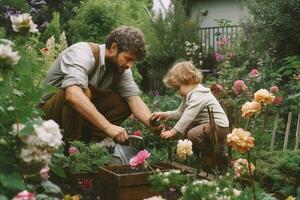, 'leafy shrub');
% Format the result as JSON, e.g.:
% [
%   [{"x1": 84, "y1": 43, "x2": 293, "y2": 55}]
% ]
[
  {"x1": 52, "y1": 141, "x2": 113, "y2": 174},
  {"x1": 246, "y1": 0, "x2": 300, "y2": 59},
  {"x1": 68, "y1": 0, "x2": 118, "y2": 43}
]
